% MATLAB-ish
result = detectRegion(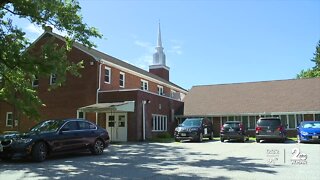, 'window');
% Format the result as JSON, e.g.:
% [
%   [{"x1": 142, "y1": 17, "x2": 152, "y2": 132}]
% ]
[
  {"x1": 119, "y1": 72, "x2": 125, "y2": 88},
  {"x1": 221, "y1": 116, "x2": 227, "y2": 125},
  {"x1": 296, "y1": 114, "x2": 303, "y2": 126},
  {"x1": 315, "y1": 114, "x2": 320, "y2": 121},
  {"x1": 140, "y1": 80, "x2": 148, "y2": 91},
  {"x1": 235, "y1": 116, "x2": 241, "y2": 121},
  {"x1": 242, "y1": 116, "x2": 249, "y2": 129},
  {"x1": 228, "y1": 116, "x2": 234, "y2": 121},
  {"x1": 104, "y1": 66, "x2": 111, "y2": 83},
  {"x1": 170, "y1": 90, "x2": 176, "y2": 98},
  {"x1": 32, "y1": 75, "x2": 39, "y2": 87},
  {"x1": 50, "y1": 74, "x2": 57, "y2": 85},
  {"x1": 61, "y1": 121, "x2": 79, "y2": 131},
  {"x1": 78, "y1": 121, "x2": 96, "y2": 130},
  {"x1": 249, "y1": 116, "x2": 256, "y2": 130},
  {"x1": 280, "y1": 115, "x2": 287, "y2": 126},
  {"x1": 152, "y1": 115, "x2": 167, "y2": 131},
  {"x1": 157, "y1": 85, "x2": 164, "y2": 95},
  {"x1": 6, "y1": 112, "x2": 13, "y2": 127},
  {"x1": 288, "y1": 115, "x2": 296, "y2": 129},
  {"x1": 77, "y1": 110, "x2": 85, "y2": 119}
]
